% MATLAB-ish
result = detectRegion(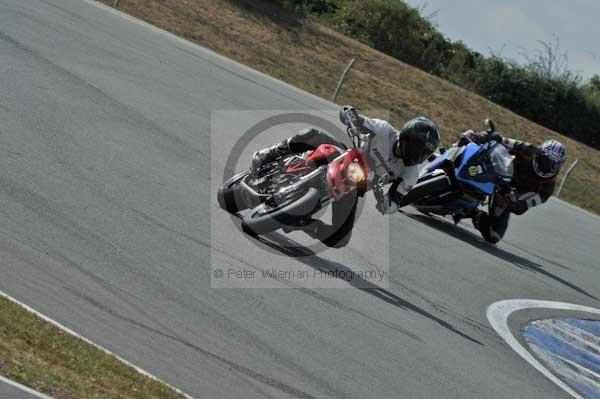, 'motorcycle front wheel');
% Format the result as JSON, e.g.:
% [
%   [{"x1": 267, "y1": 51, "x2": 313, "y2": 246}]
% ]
[
  {"x1": 217, "y1": 169, "x2": 250, "y2": 213},
  {"x1": 241, "y1": 188, "x2": 322, "y2": 236}
]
